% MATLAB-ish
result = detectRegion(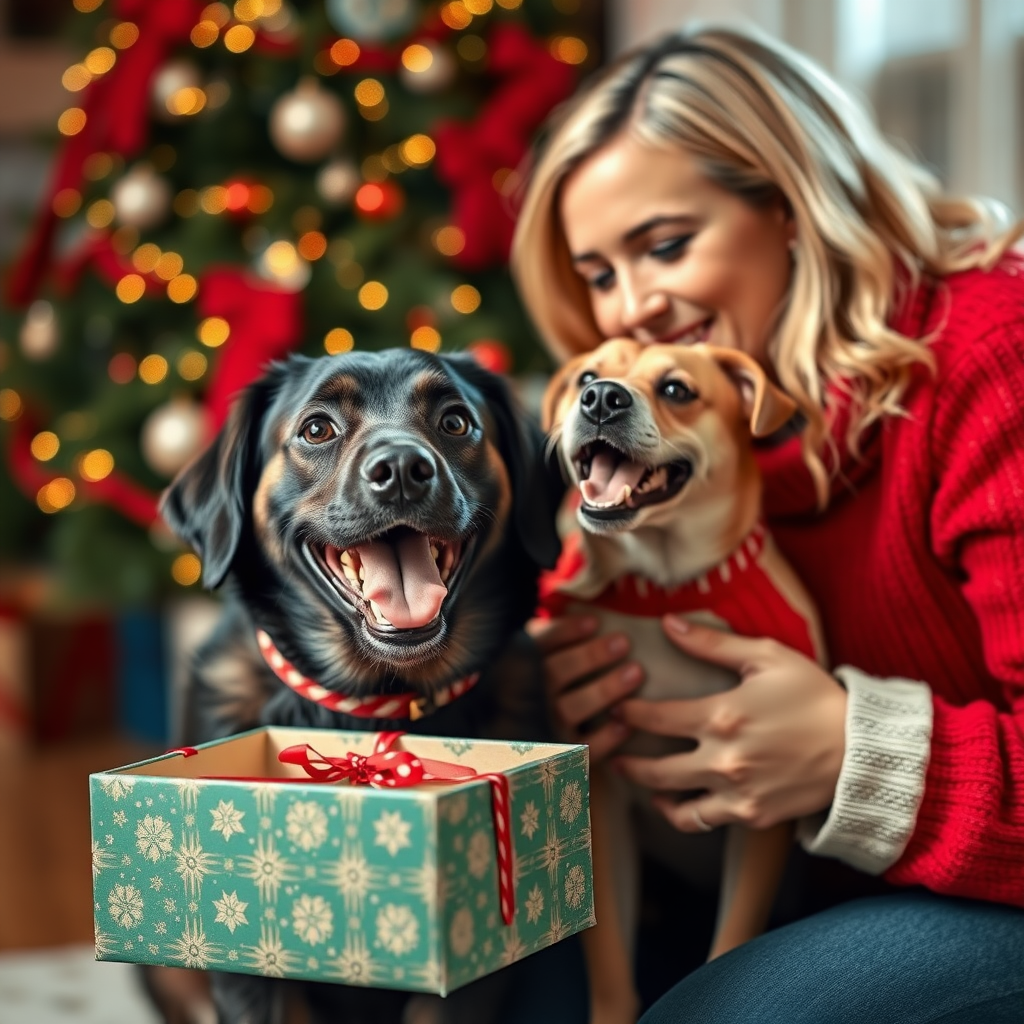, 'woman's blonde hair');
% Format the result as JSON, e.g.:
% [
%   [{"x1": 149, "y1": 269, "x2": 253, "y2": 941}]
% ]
[{"x1": 511, "y1": 23, "x2": 1022, "y2": 504}]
